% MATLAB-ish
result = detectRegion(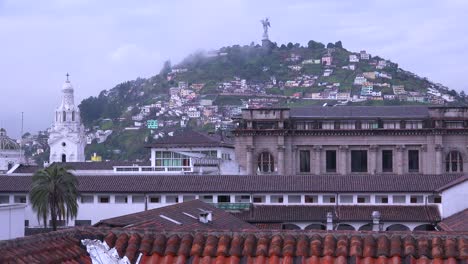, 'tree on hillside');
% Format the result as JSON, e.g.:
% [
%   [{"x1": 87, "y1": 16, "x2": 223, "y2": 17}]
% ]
[
  {"x1": 334, "y1": 41, "x2": 343, "y2": 48},
  {"x1": 327, "y1": 42, "x2": 335, "y2": 48},
  {"x1": 30, "y1": 164, "x2": 79, "y2": 231},
  {"x1": 287, "y1": 42, "x2": 294, "y2": 49},
  {"x1": 159, "y1": 60, "x2": 172, "y2": 76},
  {"x1": 307, "y1": 40, "x2": 325, "y2": 49}
]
